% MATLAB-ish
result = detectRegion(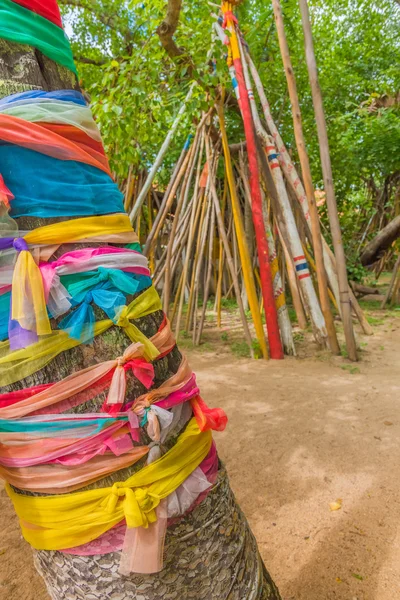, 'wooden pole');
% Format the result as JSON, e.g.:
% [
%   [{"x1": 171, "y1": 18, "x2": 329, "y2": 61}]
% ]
[
  {"x1": 238, "y1": 157, "x2": 296, "y2": 355},
  {"x1": 163, "y1": 134, "x2": 200, "y2": 314},
  {"x1": 298, "y1": 0, "x2": 358, "y2": 361},
  {"x1": 223, "y1": 2, "x2": 283, "y2": 359},
  {"x1": 195, "y1": 199, "x2": 216, "y2": 344},
  {"x1": 279, "y1": 226, "x2": 308, "y2": 329},
  {"x1": 217, "y1": 99, "x2": 268, "y2": 358},
  {"x1": 129, "y1": 85, "x2": 196, "y2": 221},
  {"x1": 381, "y1": 254, "x2": 400, "y2": 309},
  {"x1": 271, "y1": 0, "x2": 340, "y2": 356},
  {"x1": 175, "y1": 139, "x2": 207, "y2": 340},
  {"x1": 237, "y1": 41, "x2": 327, "y2": 346},
  {"x1": 207, "y1": 154, "x2": 255, "y2": 357},
  {"x1": 143, "y1": 136, "x2": 191, "y2": 257}
]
